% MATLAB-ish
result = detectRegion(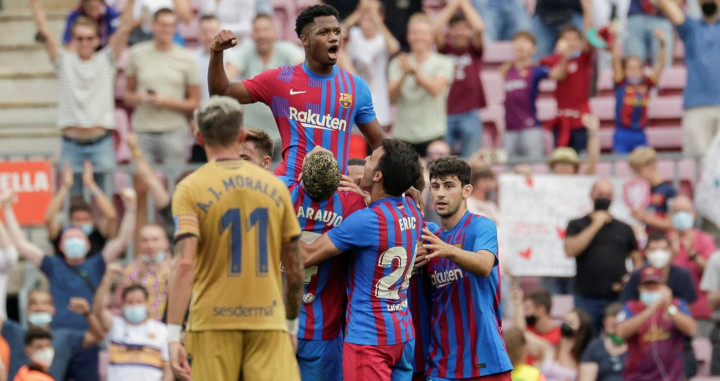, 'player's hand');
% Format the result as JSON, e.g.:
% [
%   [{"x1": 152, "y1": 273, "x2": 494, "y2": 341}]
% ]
[
  {"x1": 120, "y1": 188, "x2": 137, "y2": 205},
  {"x1": 62, "y1": 162, "x2": 74, "y2": 189},
  {"x1": 630, "y1": 208, "x2": 647, "y2": 223},
  {"x1": 339, "y1": 175, "x2": 371, "y2": 205},
  {"x1": 590, "y1": 210, "x2": 612, "y2": 226},
  {"x1": 169, "y1": 341, "x2": 192, "y2": 381},
  {"x1": 289, "y1": 334, "x2": 298, "y2": 353},
  {"x1": 659, "y1": 285, "x2": 673, "y2": 306},
  {"x1": 422, "y1": 228, "x2": 458, "y2": 260},
  {"x1": 405, "y1": 187, "x2": 425, "y2": 217},
  {"x1": 0, "y1": 190, "x2": 17, "y2": 206},
  {"x1": 510, "y1": 281, "x2": 524, "y2": 307},
  {"x1": 82, "y1": 160, "x2": 97, "y2": 188},
  {"x1": 105, "y1": 262, "x2": 124, "y2": 281},
  {"x1": 653, "y1": 28, "x2": 666, "y2": 45},
  {"x1": 210, "y1": 29, "x2": 238, "y2": 52},
  {"x1": 148, "y1": 94, "x2": 167, "y2": 108},
  {"x1": 399, "y1": 54, "x2": 415, "y2": 75},
  {"x1": 68, "y1": 297, "x2": 91, "y2": 316},
  {"x1": 414, "y1": 243, "x2": 429, "y2": 268},
  {"x1": 582, "y1": 113, "x2": 600, "y2": 132}
]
